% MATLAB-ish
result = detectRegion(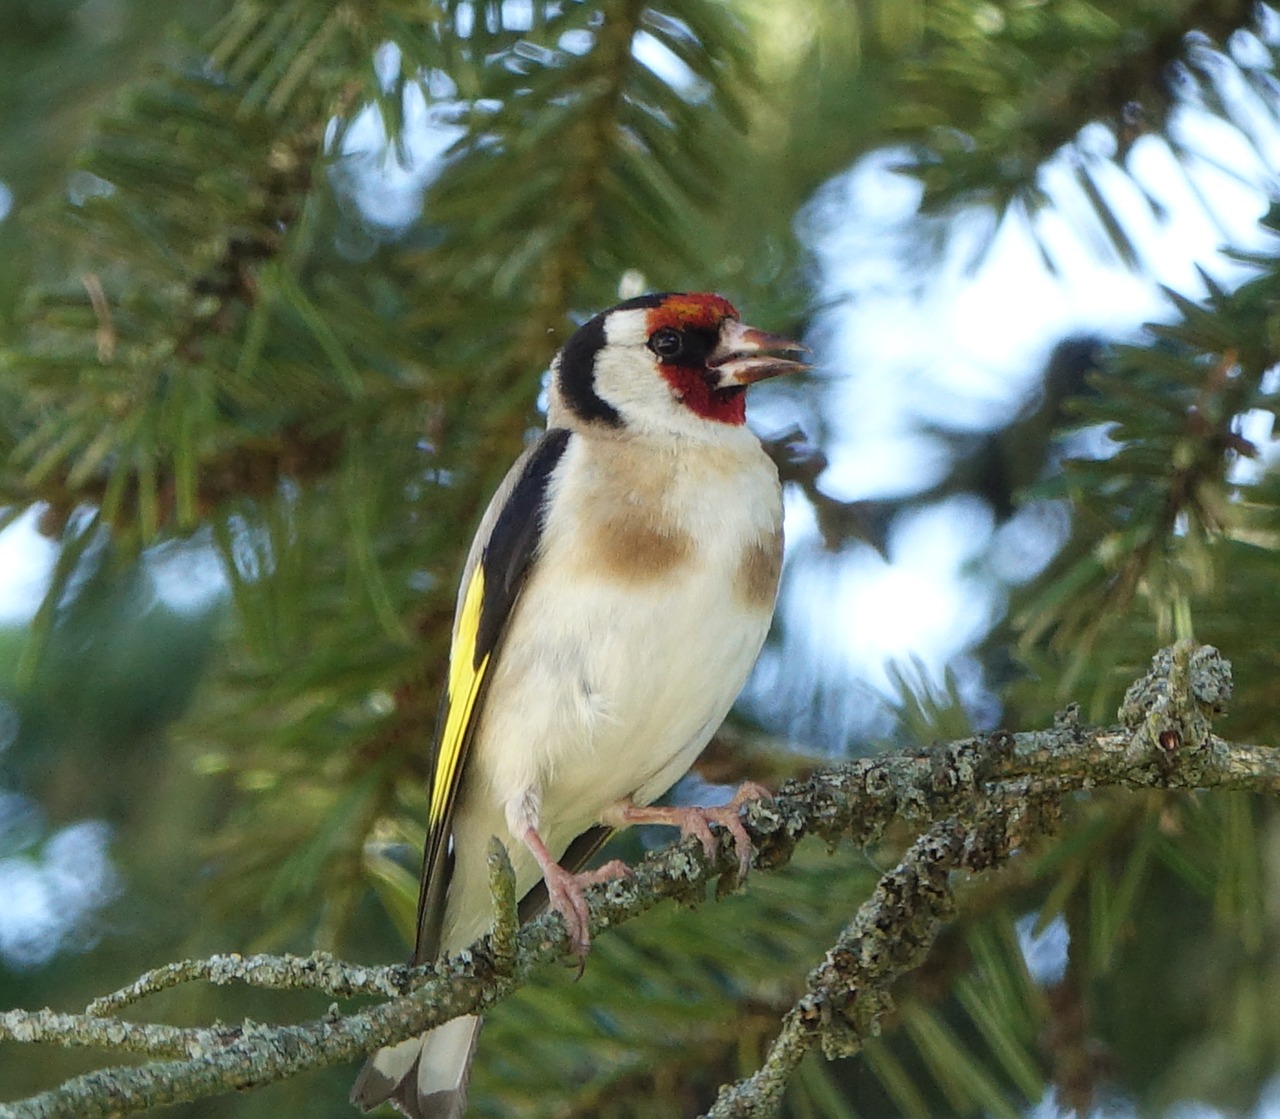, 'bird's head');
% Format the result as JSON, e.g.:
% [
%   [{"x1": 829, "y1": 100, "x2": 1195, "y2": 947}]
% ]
[{"x1": 549, "y1": 292, "x2": 808, "y2": 437}]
